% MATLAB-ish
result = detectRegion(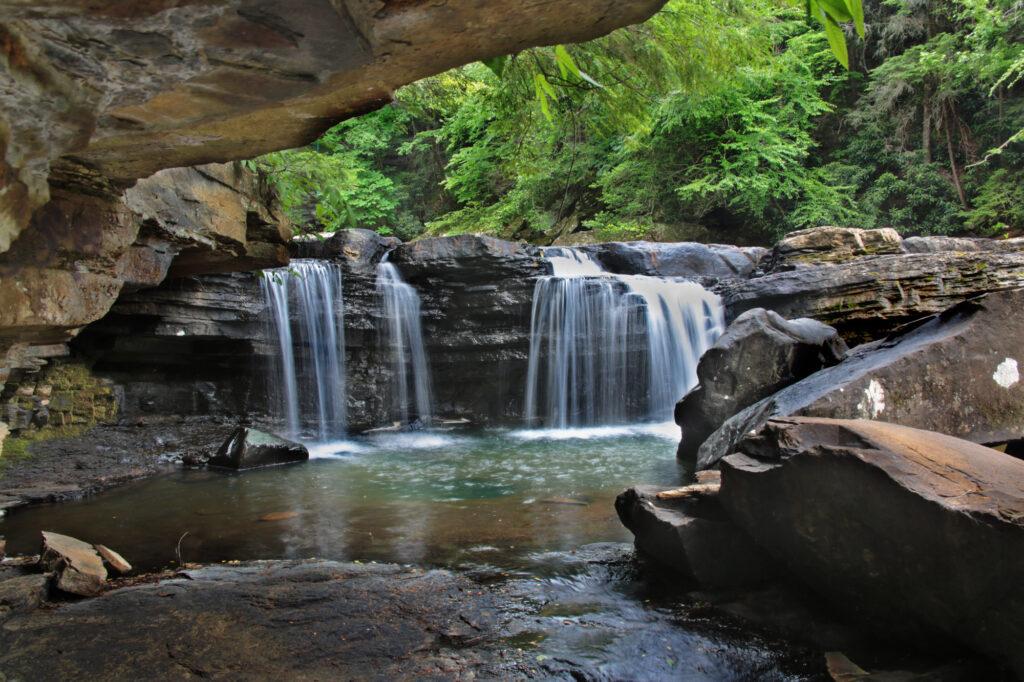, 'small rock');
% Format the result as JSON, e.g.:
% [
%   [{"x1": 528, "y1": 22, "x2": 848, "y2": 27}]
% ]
[
  {"x1": 95, "y1": 544, "x2": 132, "y2": 574},
  {"x1": 40, "y1": 531, "x2": 107, "y2": 596}
]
